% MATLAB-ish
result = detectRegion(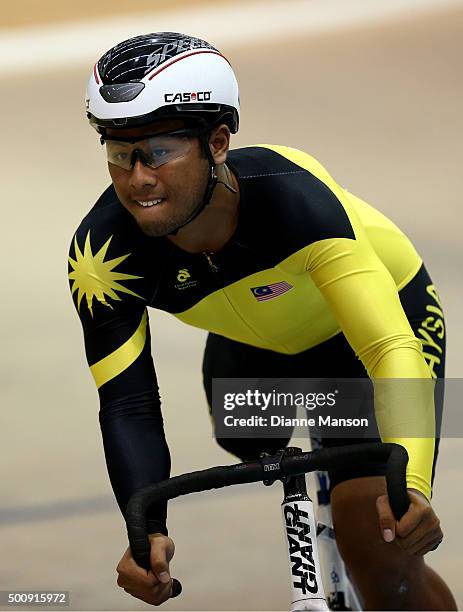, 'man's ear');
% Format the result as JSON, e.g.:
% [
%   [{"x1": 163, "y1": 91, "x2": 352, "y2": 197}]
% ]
[{"x1": 209, "y1": 124, "x2": 231, "y2": 165}]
